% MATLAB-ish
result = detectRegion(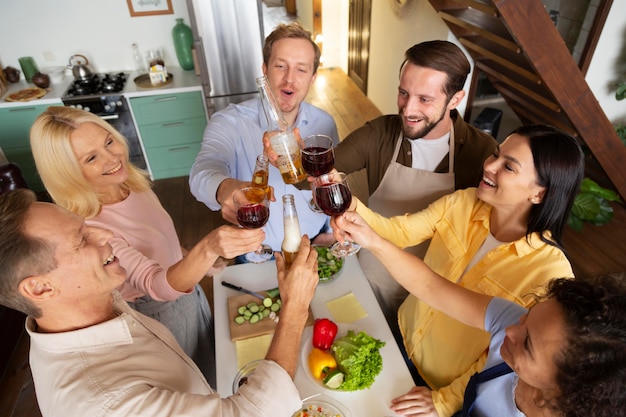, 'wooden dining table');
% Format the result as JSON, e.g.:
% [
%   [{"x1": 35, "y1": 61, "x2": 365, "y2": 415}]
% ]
[{"x1": 213, "y1": 255, "x2": 416, "y2": 416}]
